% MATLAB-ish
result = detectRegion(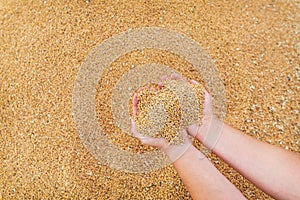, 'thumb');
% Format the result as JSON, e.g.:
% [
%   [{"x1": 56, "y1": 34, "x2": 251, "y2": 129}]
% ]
[
  {"x1": 140, "y1": 137, "x2": 168, "y2": 149},
  {"x1": 203, "y1": 89, "x2": 213, "y2": 116},
  {"x1": 131, "y1": 118, "x2": 168, "y2": 149}
]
